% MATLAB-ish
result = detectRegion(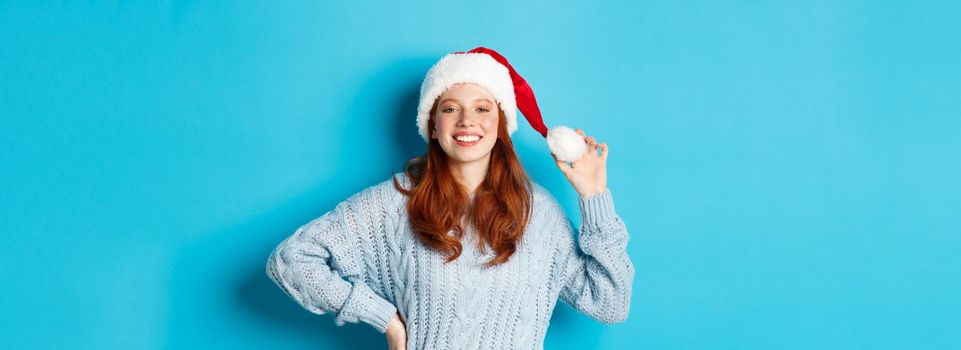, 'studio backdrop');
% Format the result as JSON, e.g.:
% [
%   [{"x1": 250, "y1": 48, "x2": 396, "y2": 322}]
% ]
[{"x1": 2, "y1": 1, "x2": 959, "y2": 349}]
